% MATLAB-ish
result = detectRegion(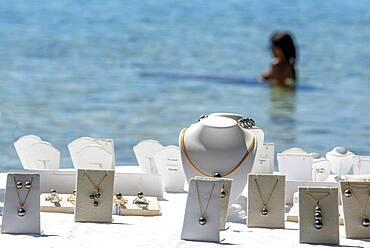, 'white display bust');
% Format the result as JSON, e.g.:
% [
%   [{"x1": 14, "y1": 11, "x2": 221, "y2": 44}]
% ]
[{"x1": 179, "y1": 116, "x2": 258, "y2": 205}]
